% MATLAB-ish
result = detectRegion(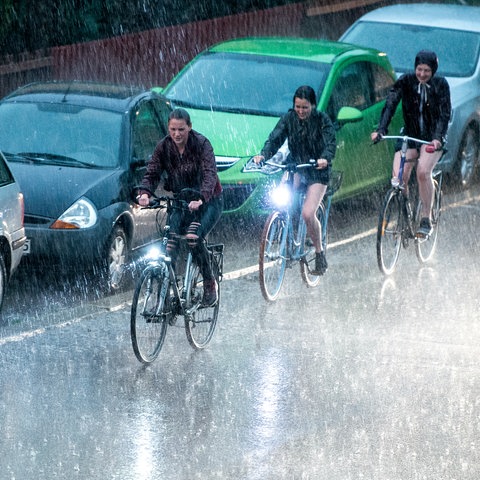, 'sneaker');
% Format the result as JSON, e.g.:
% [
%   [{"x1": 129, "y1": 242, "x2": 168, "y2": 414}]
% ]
[
  {"x1": 416, "y1": 217, "x2": 432, "y2": 238},
  {"x1": 202, "y1": 278, "x2": 218, "y2": 307},
  {"x1": 311, "y1": 251, "x2": 328, "y2": 276}
]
